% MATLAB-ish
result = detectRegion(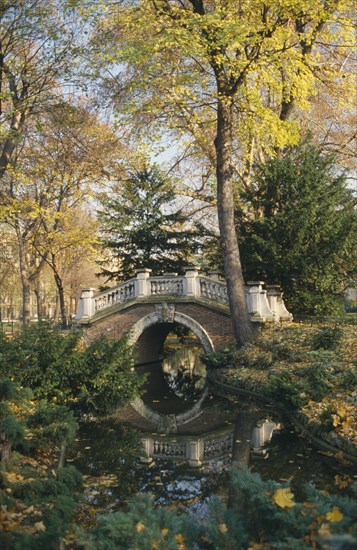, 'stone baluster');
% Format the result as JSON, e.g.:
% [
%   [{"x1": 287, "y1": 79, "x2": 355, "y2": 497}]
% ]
[
  {"x1": 135, "y1": 269, "x2": 152, "y2": 298},
  {"x1": 247, "y1": 281, "x2": 274, "y2": 322},
  {"x1": 75, "y1": 288, "x2": 96, "y2": 320},
  {"x1": 183, "y1": 266, "x2": 200, "y2": 297}
]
